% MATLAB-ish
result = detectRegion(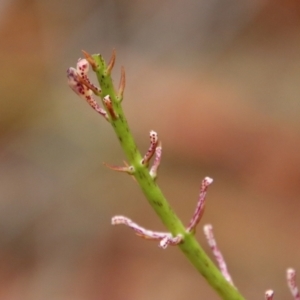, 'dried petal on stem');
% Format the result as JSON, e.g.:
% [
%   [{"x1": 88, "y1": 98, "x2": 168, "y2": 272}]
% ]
[
  {"x1": 67, "y1": 67, "x2": 108, "y2": 120},
  {"x1": 203, "y1": 224, "x2": 235, "y2": 287},
  {"x1": 77, "y1": 58, "x2": 101, "y2": 95},
  {"x1": 141, "y1": 131, "x2": 158, "y2": 165},
  {"x1": 287, "y1": 268, "x2": 300, "y2": 300},
  {"x1": 103, "y1": 95, "x2": 118, "y2": 120},
  {"x1": 265, "y1": 290, "x2": 274, "y2": 300},
  {"x1": 186, "y1": 177, "x2": 213, "y2": 233},
  {"x1": 112, "y1": 216, "x2": 183, "y2": 249},
  {"x1": 107, "y1": 49, "x2": 116, "y2": 74},
  {"x1": 78, "y1": 75, "x2": 101, "y2": 95},
  {"x1": 117, "y1": 66, "x2": 126, "y2": 101},
  {"x1": 85, "y1": 96, "x2": 109, "y2": 120},
  {"x1": 112, "y1": 216, "x2": 167, "y2": 240},
  {"x1": 159, "y1": 234, "x2": 183, "y2": 249},
  {"x1": 67, "y1": 67, "x2": 82, "y2": 95},
  {"x1": 149, "y1": 142, "x2": 162, "y2": 179}
]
